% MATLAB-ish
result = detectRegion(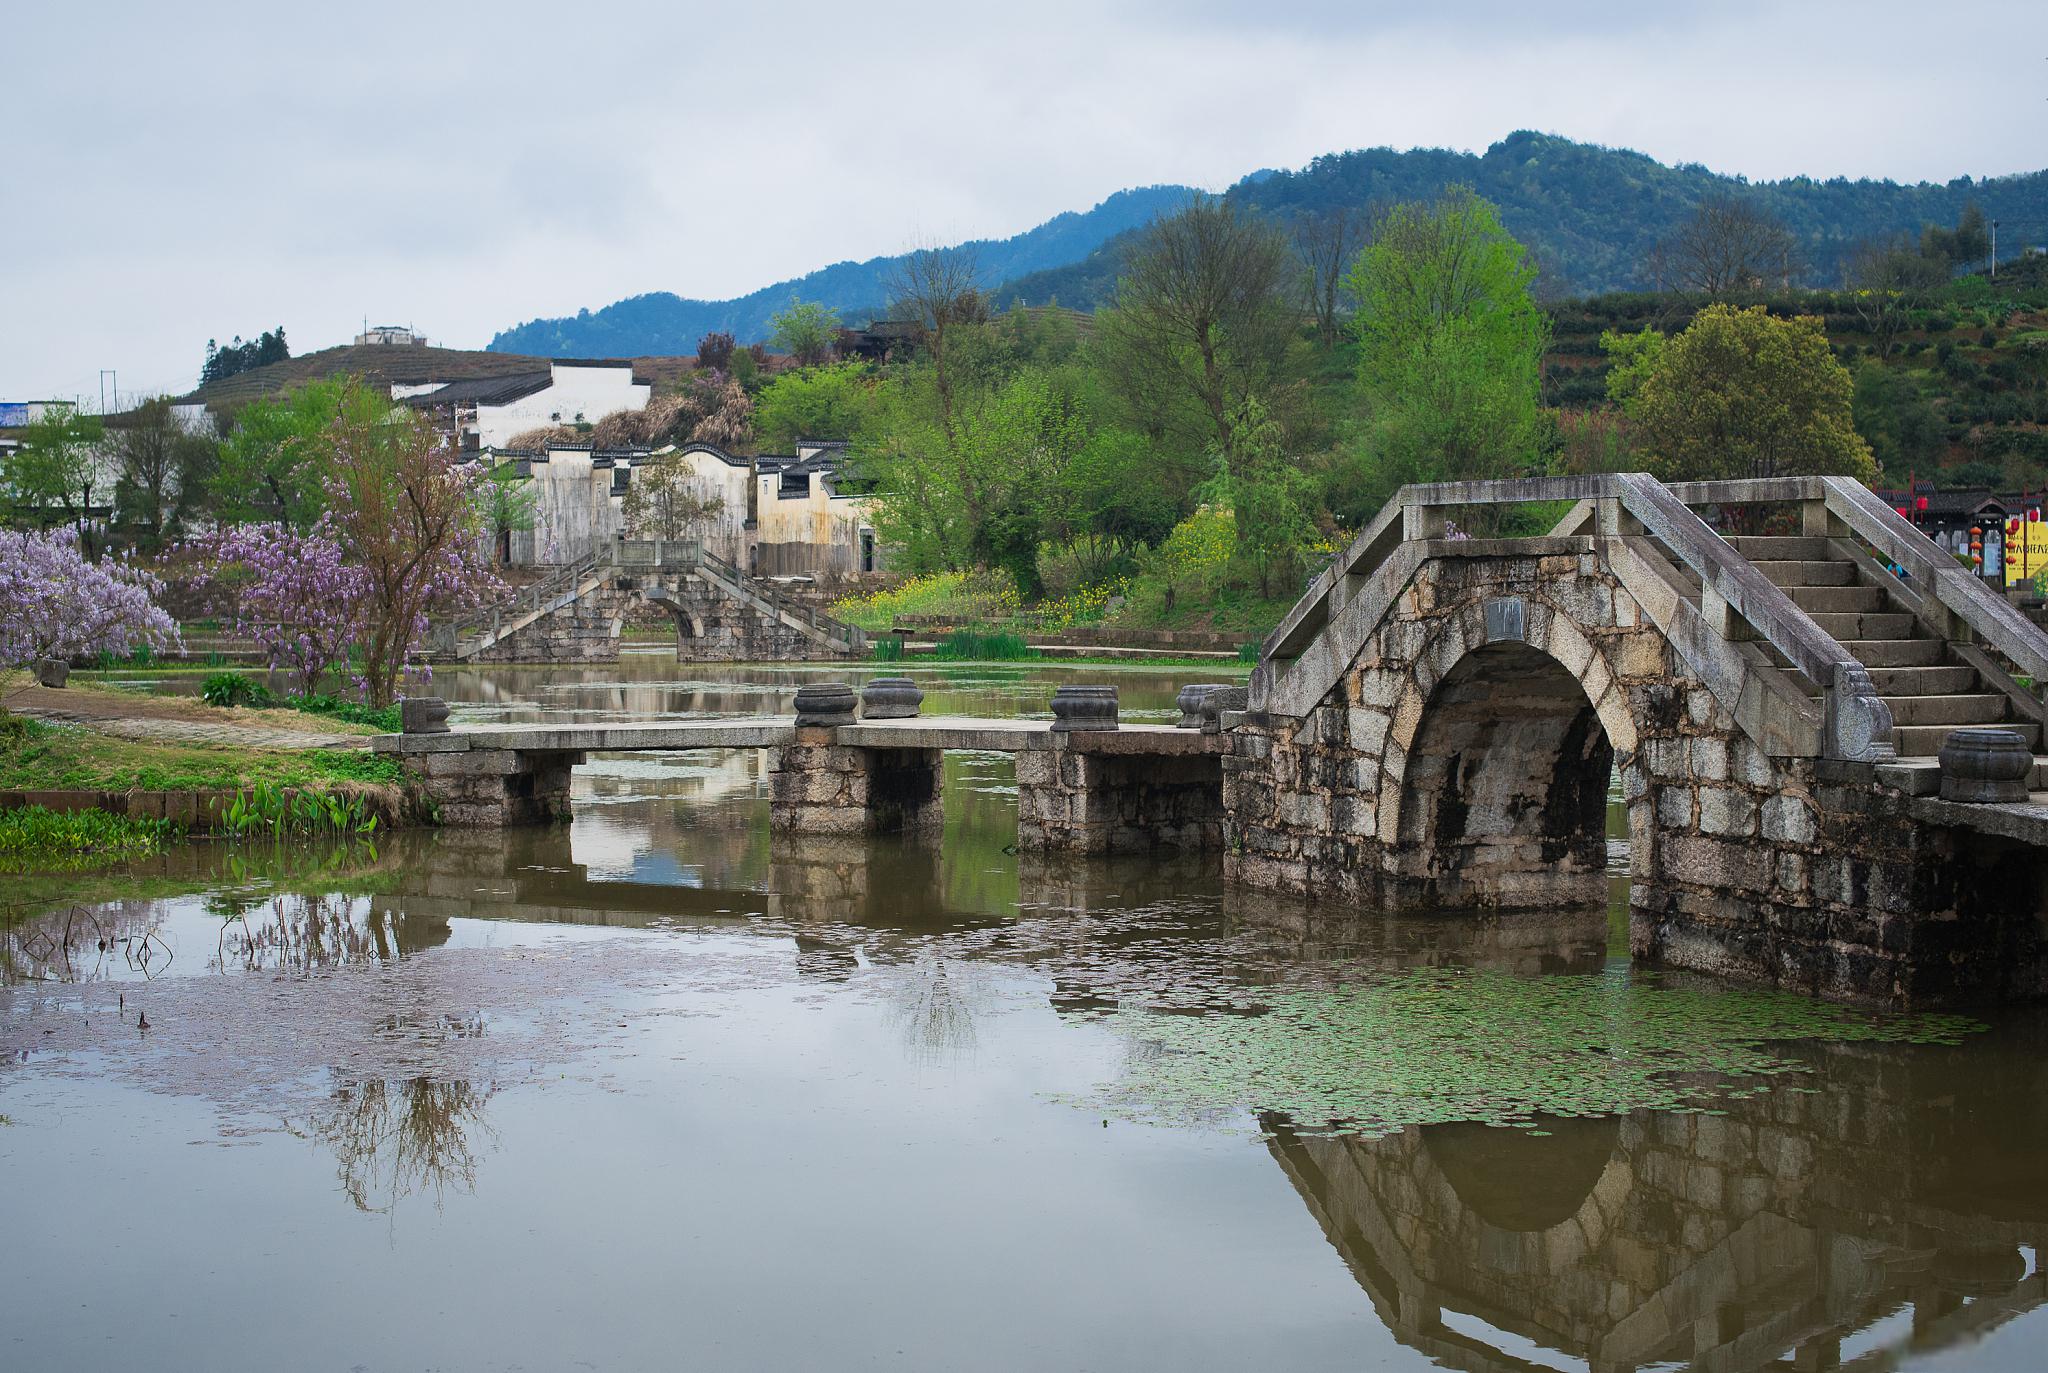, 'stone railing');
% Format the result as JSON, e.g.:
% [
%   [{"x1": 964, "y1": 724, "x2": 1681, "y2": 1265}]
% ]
[{"x1": 1668, "y1": 475, "x2": 2048, "y2": 699}]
